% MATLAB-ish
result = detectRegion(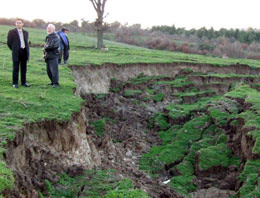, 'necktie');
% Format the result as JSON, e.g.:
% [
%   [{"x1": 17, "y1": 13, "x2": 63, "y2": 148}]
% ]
[{"x1": 18, "y1": 30, "x2": 25, "y2": 49}]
